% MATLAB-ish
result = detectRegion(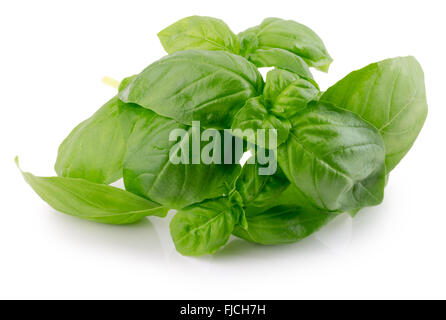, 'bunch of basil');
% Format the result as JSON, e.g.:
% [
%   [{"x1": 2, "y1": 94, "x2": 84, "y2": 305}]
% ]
[{"x1": 18, "y1": 16, "x2": 427, "y2": 256}]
